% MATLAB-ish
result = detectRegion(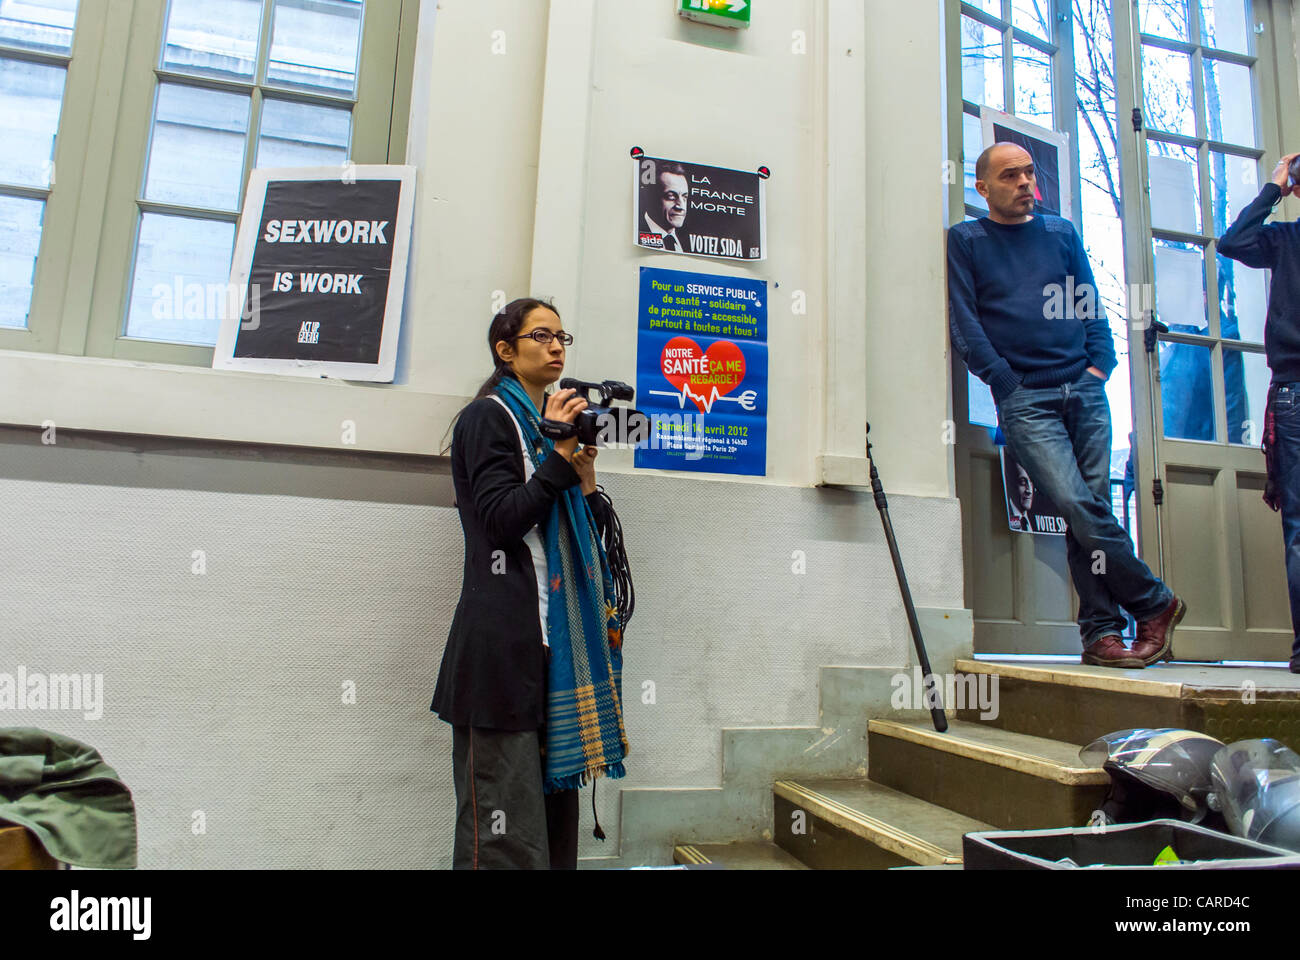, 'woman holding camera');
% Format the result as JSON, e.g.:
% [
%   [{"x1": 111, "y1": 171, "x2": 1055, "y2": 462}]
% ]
[{"x1": 431, "y1": 298, "x2": 629, "y2": 870}]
